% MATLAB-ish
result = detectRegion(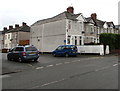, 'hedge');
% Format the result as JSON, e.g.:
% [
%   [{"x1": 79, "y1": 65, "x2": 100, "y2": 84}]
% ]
[{"x1": 100, "y1": 33, "x2": 120, "y2": 50}]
